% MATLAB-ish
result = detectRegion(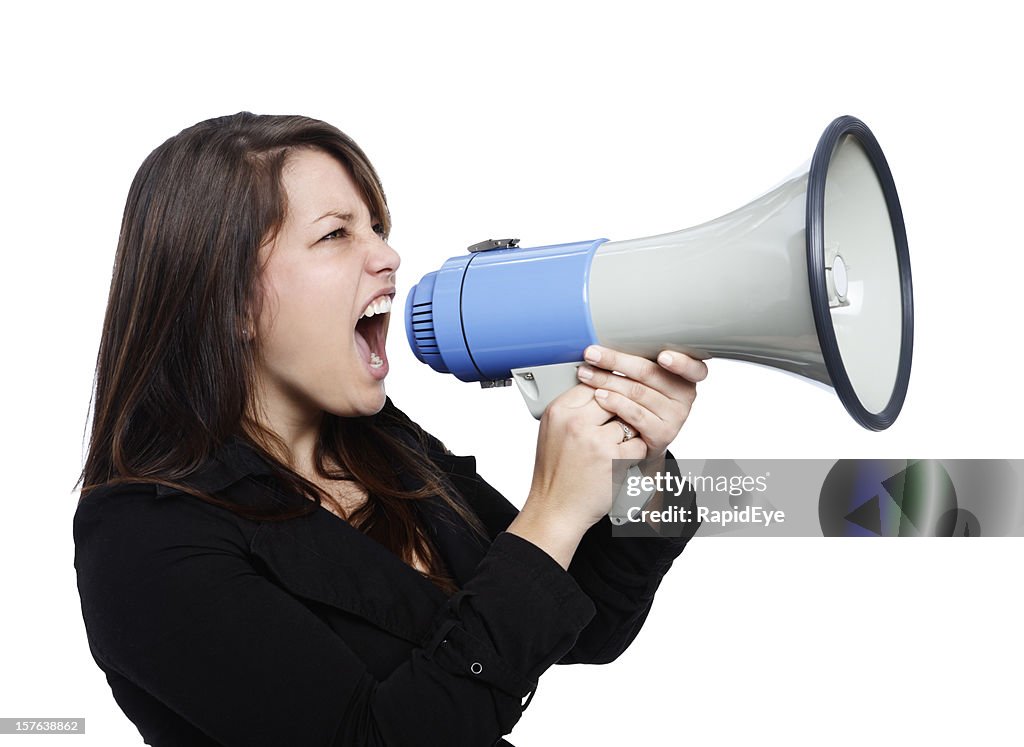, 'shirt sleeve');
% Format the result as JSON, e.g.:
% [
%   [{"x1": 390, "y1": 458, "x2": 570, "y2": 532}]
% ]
[
  {"x1": 74, "y1": 486, "x2": 596, "y2": 747},
  {"x1": 410, "y1": 420, "x2": 698, "y2": 668},
  {"x1": 560, "y1": 450, "x2": 700, "y2": 664}
]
